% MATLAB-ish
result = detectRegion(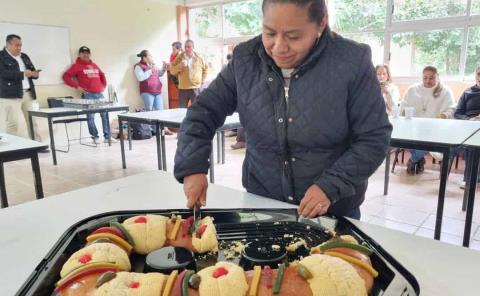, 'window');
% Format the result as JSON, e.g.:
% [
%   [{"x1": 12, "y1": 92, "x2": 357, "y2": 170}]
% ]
[
  {"x1": 188, "y1": 0, "x2": 480, "y2": 81},
  {"x1": 390, "y1": 29, "x2": 463, "y2": 77},
  {"x1": 223, "y1": 0, "x2": 262, "y2": 38},
  {"x1": 343, "y1": 32, "x2": 385, "y2": 65},
  {"x1": 472, "y1": 1, "x2": 480, "y2": 15},
  {"x1": 393, "y1": 0, "x2": 468, "y2": 22},
  {"x1": 330, "y1": 0, "x2": 386, "y2": 32},
  {"x1": 465, "y1": 27, "x2": 480, "y2": 77},
  {"x1": 189, "y1": 6, "x2": 222, "y2": 39},
  {"x1": 195, "y1": 41, "x2": 224, "y2": 81}
]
